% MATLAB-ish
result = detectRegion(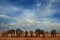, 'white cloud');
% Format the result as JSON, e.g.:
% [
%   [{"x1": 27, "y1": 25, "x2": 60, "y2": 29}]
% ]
[
  {"x1": 0, "y1": 14, "x2": 9, "y2": 18},
  {"x1": 0, "y1": 5, "x2": 23, "y2": 14},
  {"x1": 26, "y1": 19, "x2": 34, "y2": 24},
  {"x1": 0, "y1": 14, "x2": 18, "y2": 21},
  {"x1": 50, "y1": 0, "x2": 60, "y2": 2},
  {"x1": 33, "y1": 0, "x2": 56, "y2": 17},
  {"x1": 22, "y1": 9, "x2": 35, "y2": 19},
  {"x1": 12, "y1": 18, "x2": 58, "y2": 28}
]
